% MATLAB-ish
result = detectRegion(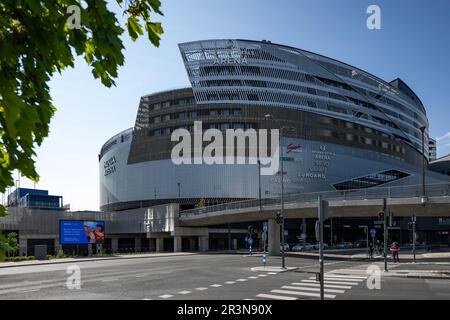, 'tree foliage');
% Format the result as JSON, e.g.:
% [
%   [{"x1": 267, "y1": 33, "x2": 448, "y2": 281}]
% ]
[{"x1": 0, "y1": 0, "x2": 163, "y2": 259}]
